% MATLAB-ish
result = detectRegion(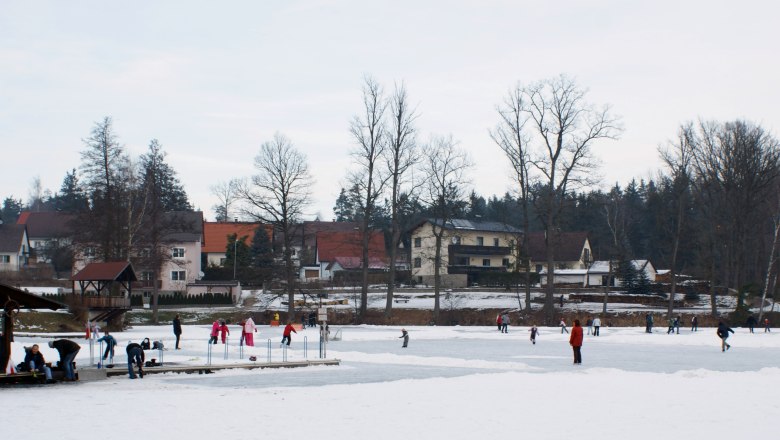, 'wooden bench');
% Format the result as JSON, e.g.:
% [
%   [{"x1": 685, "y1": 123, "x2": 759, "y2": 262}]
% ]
[
  {"x1": 394, "y1": 298, "x2": 410, "y2": 303},
  {"x1": 0, "y1": 371, "x2": 48, "y2": 384}
]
